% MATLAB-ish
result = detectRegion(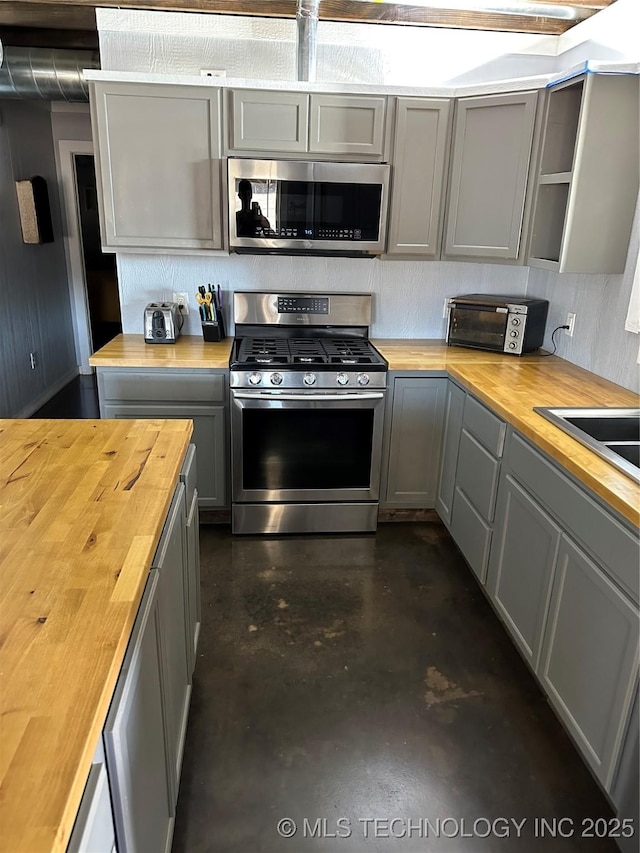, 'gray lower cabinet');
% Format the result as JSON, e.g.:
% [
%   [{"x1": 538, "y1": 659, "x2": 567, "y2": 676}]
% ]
[
  {"x1": 67, "y1": 742, "x2": 115, "y2": 853},
  {"x1": 103, "y1": 569, "x2": 174, "y2": 853},
  {"x1": 152, "y1": 483, "x2": 191, "y2": 802},
  {"x1": 435, "y1": 379, "x2": 465, "y2": 527},
  {"x1": 97, "y1": 368, "x2": 229, "y2": 508},
  {"x1": 443, "y1": 90, "x2": 539, "y2": 262},
  {"x1": 611, "y1": 694, "x2": 639, "y2": 853},
  {"x1": 102, "y1": 402, "x2": 226, "y2": 507},
  {"x1": 381, "y1": 376, "x2": 447, "y2": 508},
  {"x1": 539, "y1": 534, "x2": 639, "y2": 790},
  {"x1": 386, "y1": 97, "x2": 451, "y2": 257},
  {"x1": 446, "y1": 392, "x2": 506, "y2": 582},
  {"x1": 185, "y1": 486, "x2": 201, "y2": 673},
  {"x1": 486, "y1": 473, "x2": 561, "y2": 669},
  {"x1": 91, "y1": 82, "x2": 224, "y2": 251}
]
